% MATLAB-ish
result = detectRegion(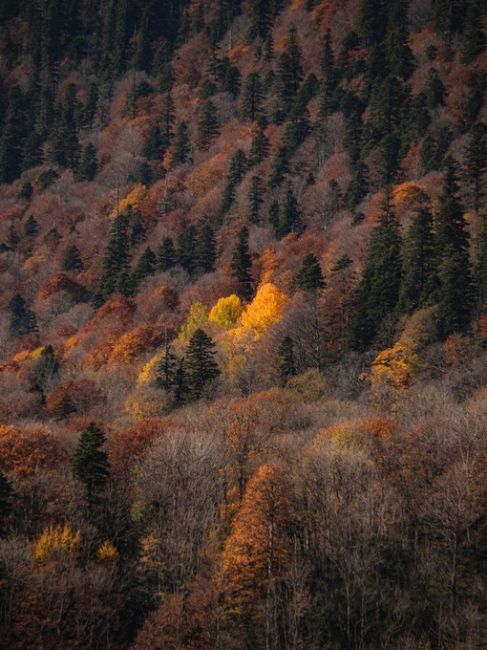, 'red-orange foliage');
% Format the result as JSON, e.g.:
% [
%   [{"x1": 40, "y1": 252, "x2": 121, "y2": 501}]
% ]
[
  {"x1": 108, "y1": 325, "x2": 169, "y2": 365},
  {"x1": 38, "y1": 273, "x2": 90, "y2": 302},
  {"x1": 0, "y1": 425, "x2": 67, "y2": 477}
]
